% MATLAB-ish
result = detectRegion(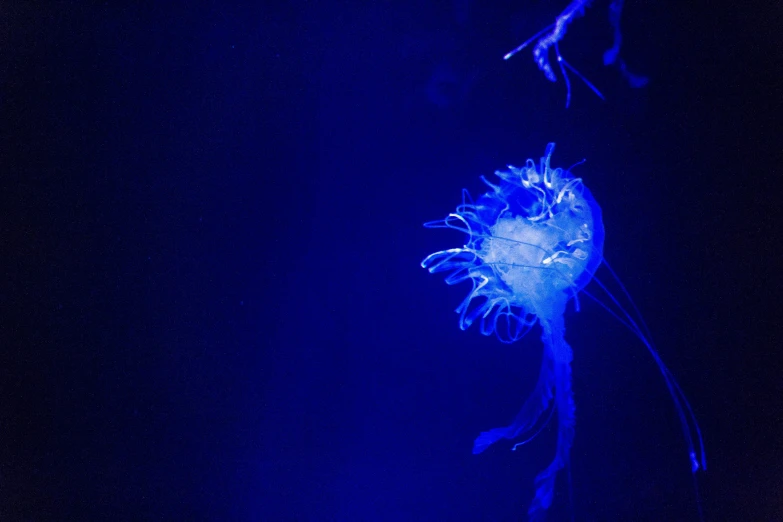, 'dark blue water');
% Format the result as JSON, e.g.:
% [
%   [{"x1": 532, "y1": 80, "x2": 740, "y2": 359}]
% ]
[{"x1": 2, "y1": 1, "x2": 779, "y2": 520}]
